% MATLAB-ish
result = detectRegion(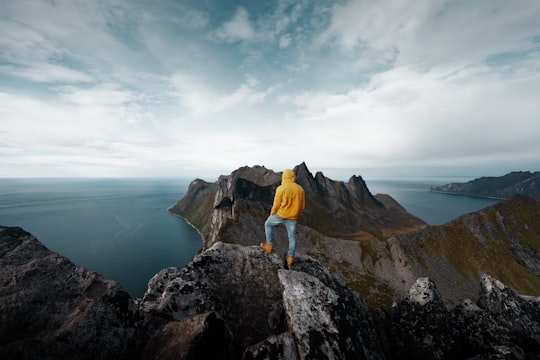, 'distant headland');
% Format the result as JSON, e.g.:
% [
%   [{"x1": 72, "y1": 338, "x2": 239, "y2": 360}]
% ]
[{"x1": 430, "y1": 171, "x2": 540, "y2": 200}]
